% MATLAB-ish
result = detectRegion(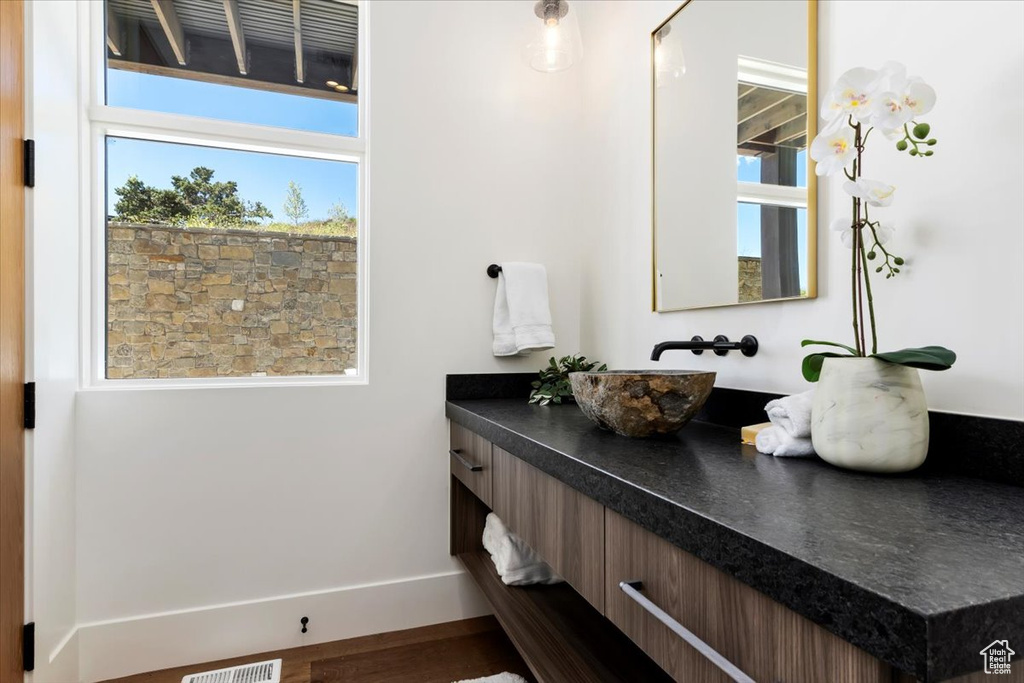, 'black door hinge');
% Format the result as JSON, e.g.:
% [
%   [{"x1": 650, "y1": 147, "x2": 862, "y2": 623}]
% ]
[
  {"x1": 23, "y1": 622, "x2": 34, "y2": 672},
  {"x1": 24, "y1": 139, "x2": 34, "y2": 188},
  {"x1": 24, "y1": 382, "x2": 35, "y2": 430}
]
